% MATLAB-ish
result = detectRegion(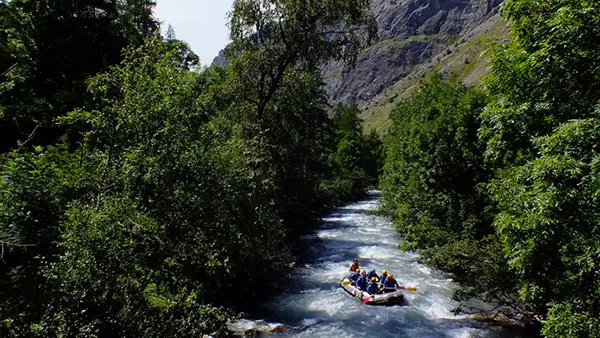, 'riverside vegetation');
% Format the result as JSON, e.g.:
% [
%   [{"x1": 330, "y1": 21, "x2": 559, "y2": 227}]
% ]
[
  {"x1": 0, "y1": 0, "x2": 381, "y2": 336},
  {"x1": 380, "y1": 0, "x2": 600, "y2": 337}
]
